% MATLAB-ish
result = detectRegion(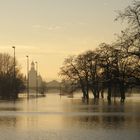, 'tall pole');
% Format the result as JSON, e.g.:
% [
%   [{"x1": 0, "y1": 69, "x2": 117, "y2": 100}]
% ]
[
  {"x1": 12, "y1": 46, "x2": 16, "y2": 99},
  {"x1": 35, "y1": 61, "x2": 38, "y2": 98},
  {"x1": 26, "y1": 55, "x2": 29, "y2": 100}
]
